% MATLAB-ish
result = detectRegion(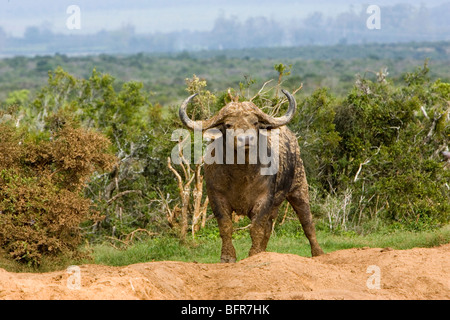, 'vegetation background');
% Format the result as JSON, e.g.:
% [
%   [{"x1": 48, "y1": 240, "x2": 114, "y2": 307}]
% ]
[{"x1": 0, "y1": 40, "x2": 449, "y2": 270}]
